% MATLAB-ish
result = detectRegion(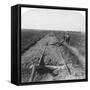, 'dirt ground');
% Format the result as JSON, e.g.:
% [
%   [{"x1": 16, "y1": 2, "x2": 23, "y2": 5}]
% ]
[{"x1": 21, "y1": 32, "x2": 85, "y2": 83}]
